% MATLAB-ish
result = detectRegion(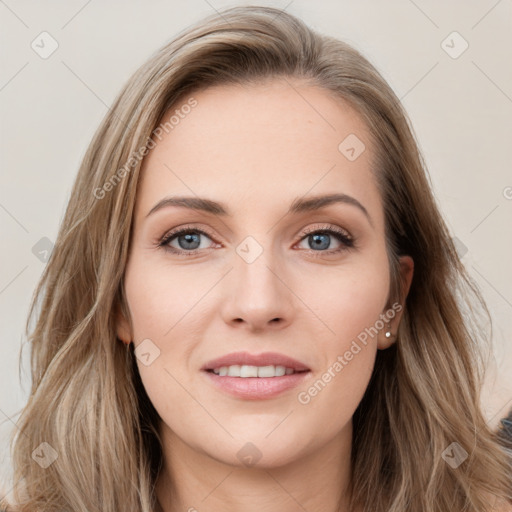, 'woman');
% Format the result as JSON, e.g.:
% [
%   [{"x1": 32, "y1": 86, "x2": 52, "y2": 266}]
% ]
[{"x1": 2, "y1": 5, "x2": 511, "y2": 512}]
